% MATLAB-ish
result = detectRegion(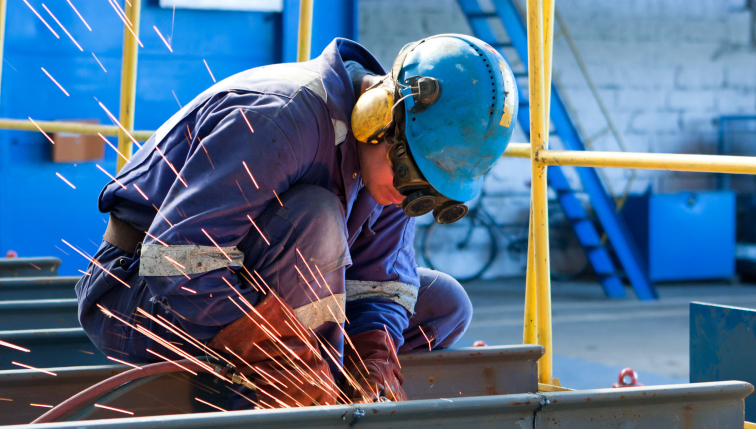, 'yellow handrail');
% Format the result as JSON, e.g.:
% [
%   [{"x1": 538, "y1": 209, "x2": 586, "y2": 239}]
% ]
[
  {"x1": 297, "y1": 0, "x2": 313, "y2": 62},
  {"x1": 0, "y1": 118, "x2": 153, "y2": 141},
  {"x1": 116, "y1": 0, "x2": 141, "y2": 172}
]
